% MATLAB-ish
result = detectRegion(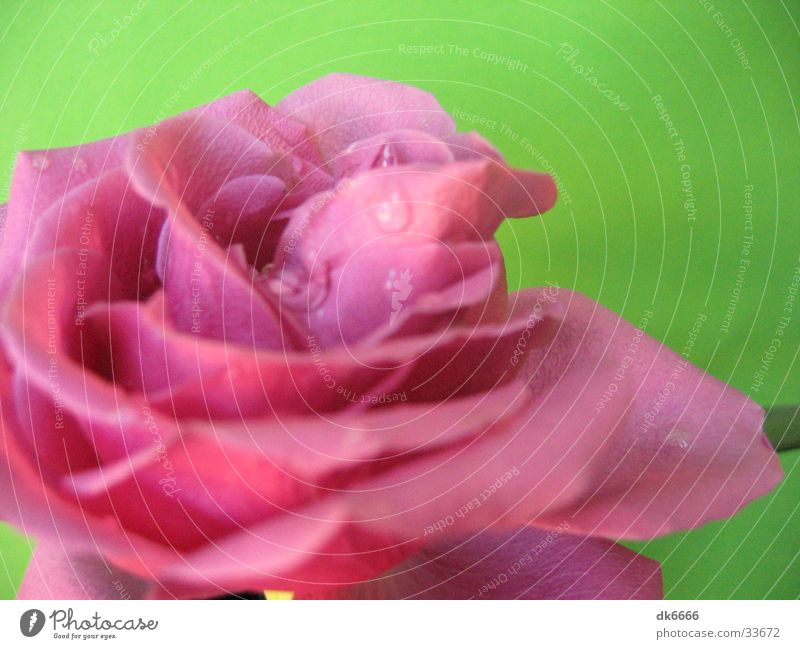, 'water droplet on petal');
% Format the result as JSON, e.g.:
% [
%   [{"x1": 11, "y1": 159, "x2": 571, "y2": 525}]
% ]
[
  {"x1": 666, "y1": 429, "x2": 692, "y2": 452},
  {"x1": 375, "y1": 192, "x2": 410, "y2": 232},
  {"x1": 31, "y1": 154, "x2": 49, "y2": 171},
  {"x1": 376, "y1": 142, "x2": 398, "y2": 168},
  {"x1": 72, "y1": 156, "x2": 87, "y2": 173}
]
